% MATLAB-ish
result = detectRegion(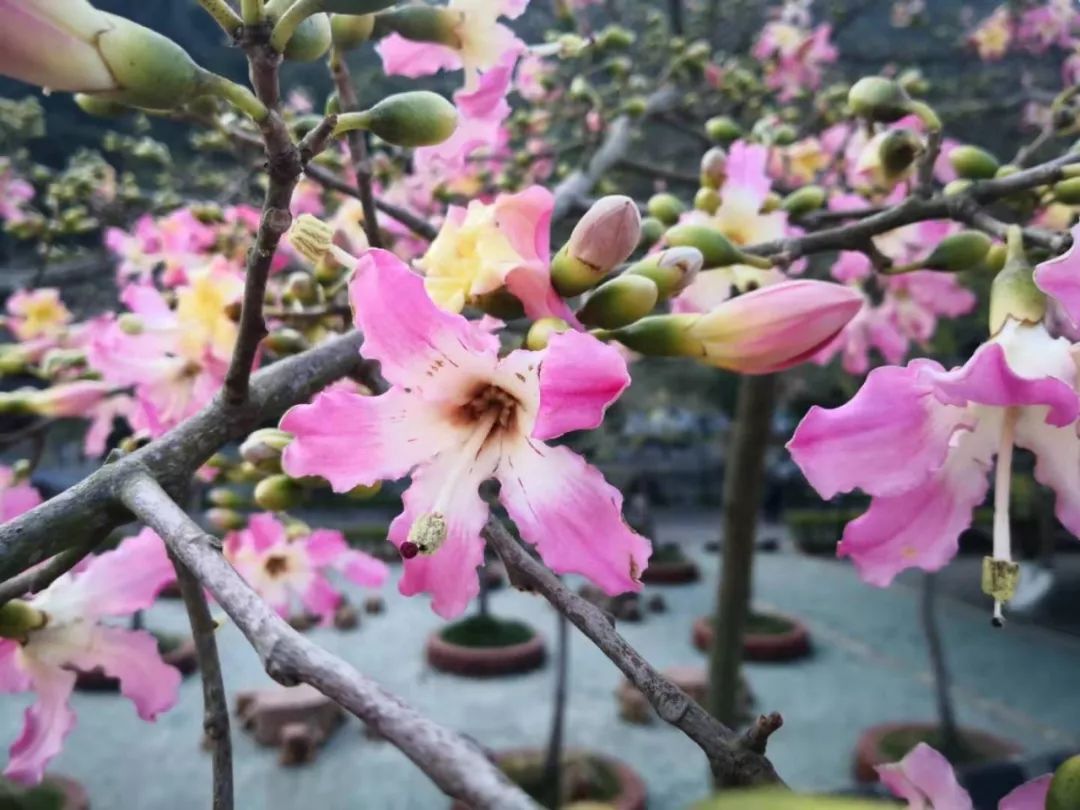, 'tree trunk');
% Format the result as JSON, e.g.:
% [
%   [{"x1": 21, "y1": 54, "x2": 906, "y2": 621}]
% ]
[
  {"x1": 707, "y1": 374, "x2": 778, "y2": 748},
  {"x1": 541, "y1": 609, "x2": 570, "y2": 808}
]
